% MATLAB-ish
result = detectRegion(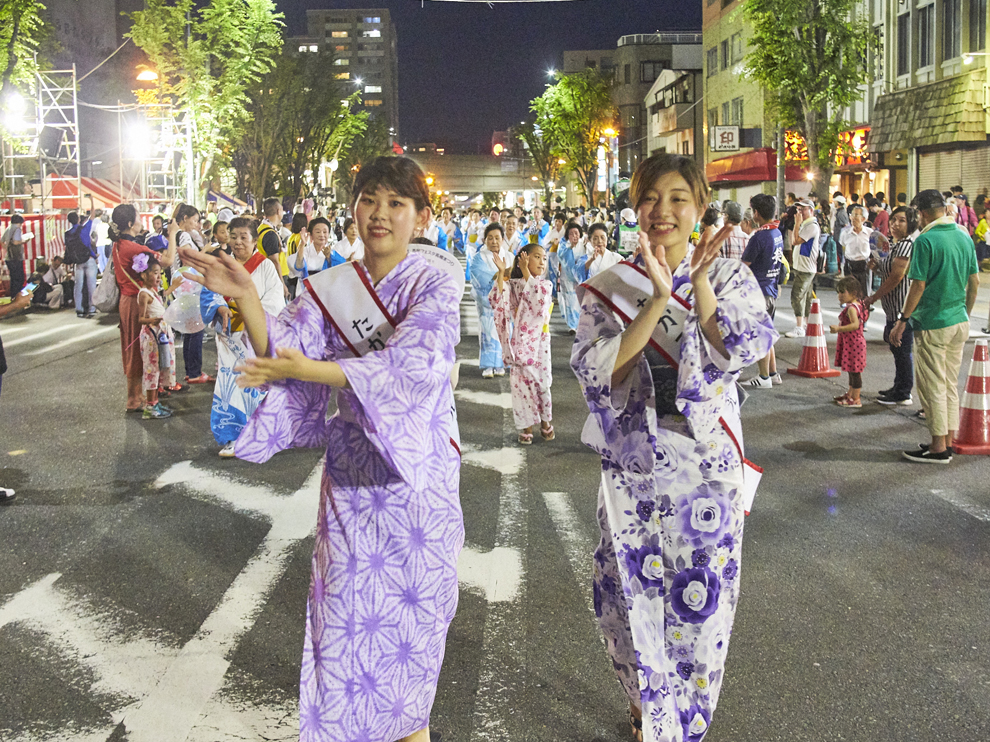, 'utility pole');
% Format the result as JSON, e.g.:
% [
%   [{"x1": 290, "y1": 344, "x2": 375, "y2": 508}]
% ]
[{"x1": 776, "y1": 125, "x2": 785, "y2": 216}]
